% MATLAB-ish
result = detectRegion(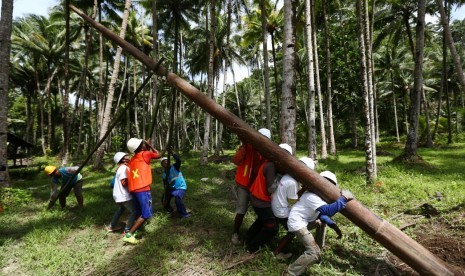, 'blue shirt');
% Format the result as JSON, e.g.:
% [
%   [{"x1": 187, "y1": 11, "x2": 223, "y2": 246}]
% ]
[
  {"x1": 52, "y1": 167, "x2": 82, "y2": 187},
  {"x1": 316, "y1": 196, "x2": 348, "y2": 226},
  {"x1": 162, "y1": 154, "x2": 187, "y2": 190}
]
